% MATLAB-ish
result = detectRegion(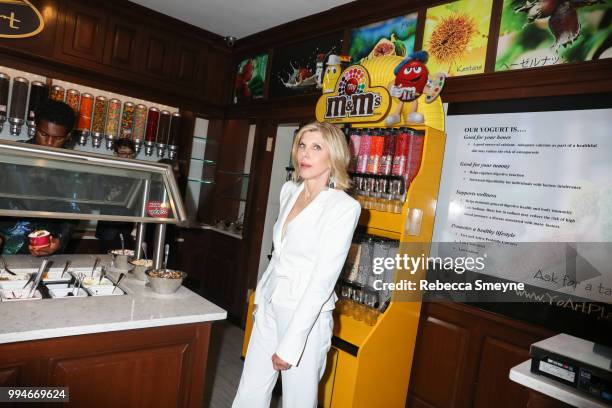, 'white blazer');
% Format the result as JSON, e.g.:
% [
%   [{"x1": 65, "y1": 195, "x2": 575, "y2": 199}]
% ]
[{"x1": 254, "y1": 180, "x2": 361, "y2": 366}]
